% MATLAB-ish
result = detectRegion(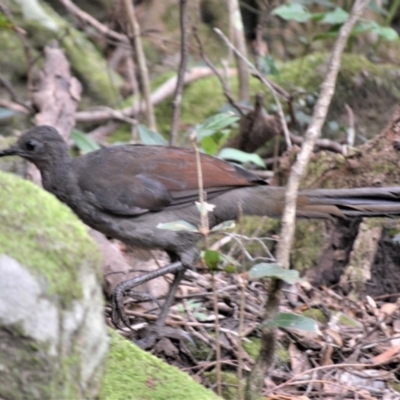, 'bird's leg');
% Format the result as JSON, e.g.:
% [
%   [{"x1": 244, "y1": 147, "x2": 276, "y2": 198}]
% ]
[
  {"x1": 136, "y1": 268, "x2": 189, "y2": 349},
  {"x1": 155, "y1": 268, "x2": 185, "y2": 329},
  {"x1": 111, "y1": 261, "x2": 184, "y2": 329}
]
